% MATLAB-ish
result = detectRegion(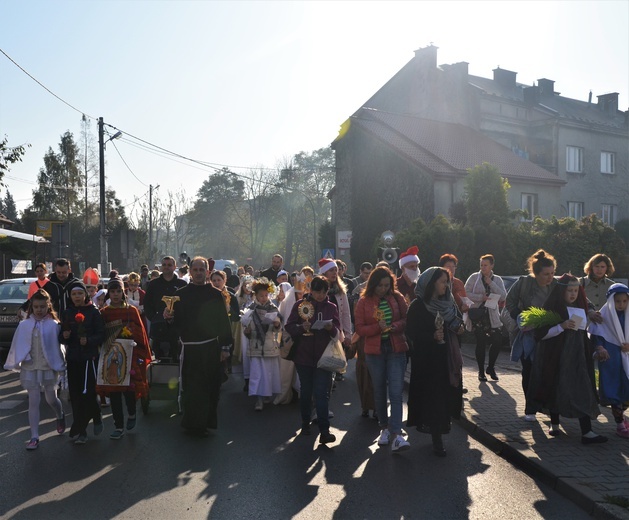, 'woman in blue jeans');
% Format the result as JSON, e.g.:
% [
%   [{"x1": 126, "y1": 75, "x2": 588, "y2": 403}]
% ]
[
  {"x1": 355, "y1": 266, "x2": 410, "y2": 452},
  {"x1": 285, "y1": 276, "x2": 341, "y2": 445}
]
